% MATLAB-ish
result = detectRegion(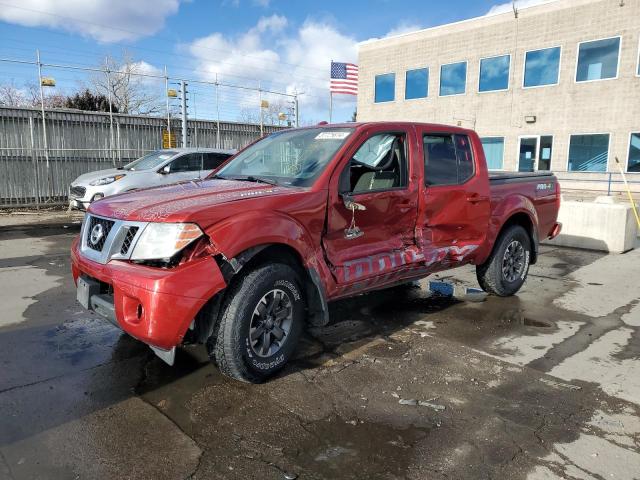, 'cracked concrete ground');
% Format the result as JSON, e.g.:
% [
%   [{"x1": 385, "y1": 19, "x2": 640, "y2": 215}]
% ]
[{"x1": 0, "y1": 215, "x2": 639, "y2": 479}]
